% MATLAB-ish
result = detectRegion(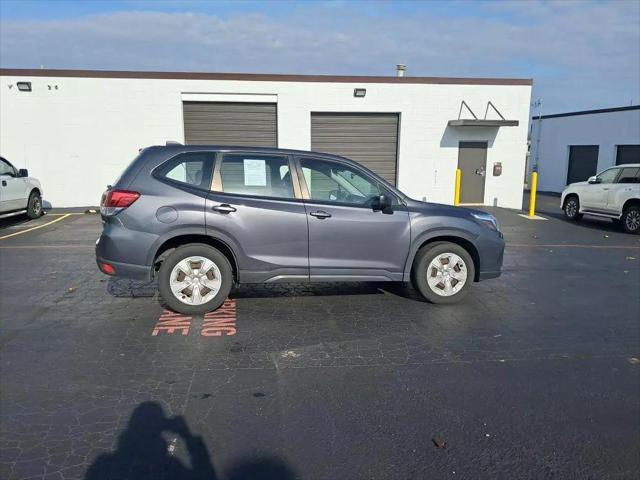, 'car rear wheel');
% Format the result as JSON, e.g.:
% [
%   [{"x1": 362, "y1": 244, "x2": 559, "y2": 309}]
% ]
[
  {"x1": 621, "y1": 206, "x2": 640, "y2": 235},
  {"x1": 158, "y1": 244, "x2": 233, "y2": 315},
  {"x1": 563, "y1": 195, "x2": 582, "y2": 221},
  {"x1": 26, "y1": 191, "x2": 42, "y2": 219},
  {"x1": 411, "y1": 242, "x2": 475, "y2": 304}
]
